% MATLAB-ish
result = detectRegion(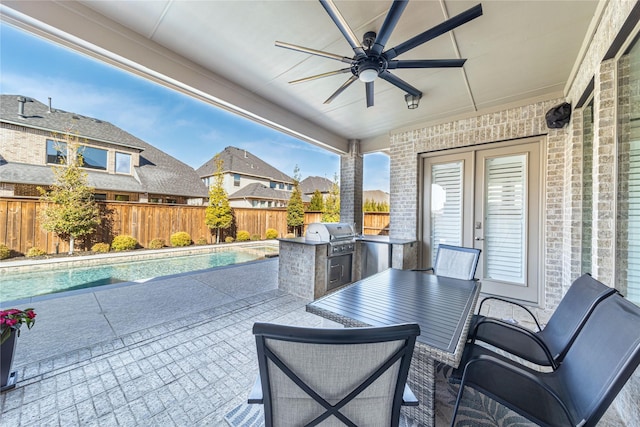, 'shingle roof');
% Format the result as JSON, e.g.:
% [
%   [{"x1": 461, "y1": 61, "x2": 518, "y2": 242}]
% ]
[
  {"x1": 1, "y1": 95, "x2": 146, "y2": 150},
  {"x1": 0, "y1": 163, "x2": 144, "y2": 192},
  {"x1": 196, "y1": 146, "x2": 293, "y2": 183},
  {"x1": 228, "y1": 183, "x2": 291, "y2": 201},
  {"x1": 1, "y1": 95, "x2": 208, "y2": 198},
  {"x1": 300, "y1": 176, "x2": 334, "y2": 194},
  {"x1": 229, "y1": 182, "x2": 310, "y2": 202}
]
